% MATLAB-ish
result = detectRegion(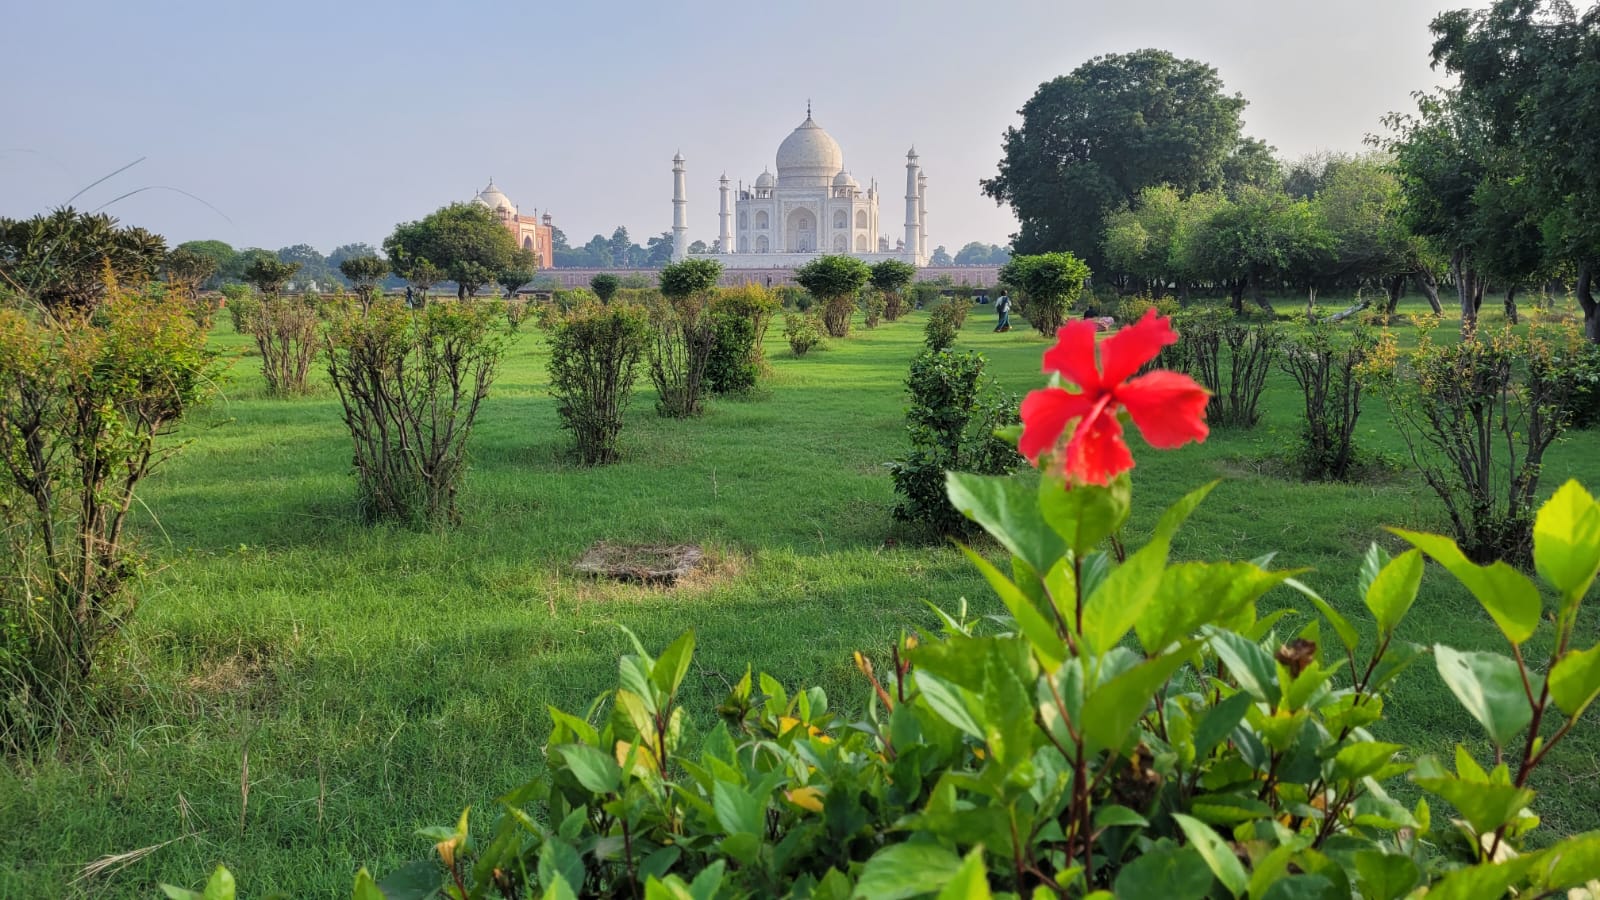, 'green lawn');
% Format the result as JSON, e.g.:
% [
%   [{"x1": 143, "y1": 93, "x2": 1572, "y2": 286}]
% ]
[{"x1": 3, "y1": 299, "x2": 1598, "y2": 897}]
